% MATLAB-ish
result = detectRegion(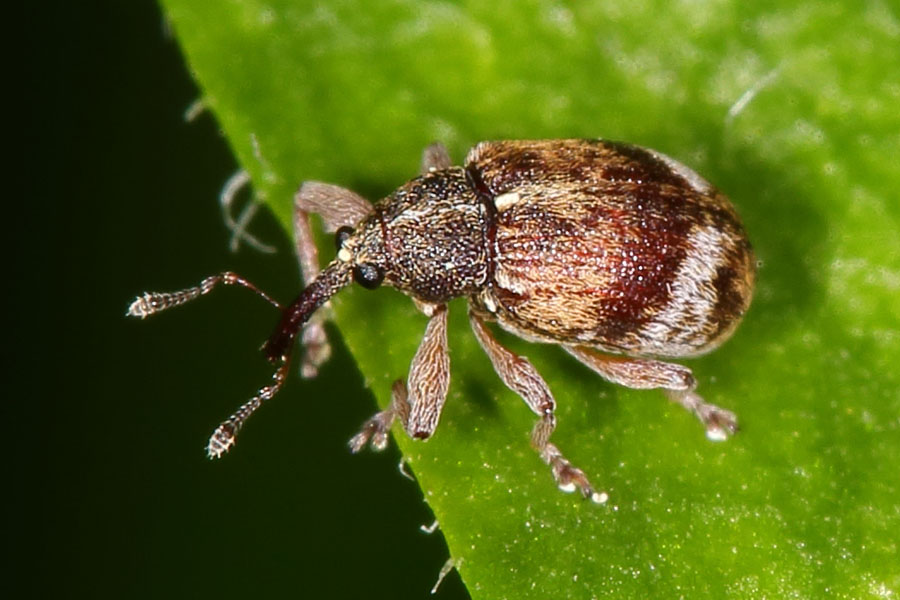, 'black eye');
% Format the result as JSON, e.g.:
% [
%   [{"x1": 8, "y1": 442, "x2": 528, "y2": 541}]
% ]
[
  {"x1": 352, "y1": 262, "x2": 384, "y2": 289},
  {"x1": 334, "y1": 226, "x2": 354, "y2": 251}
]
